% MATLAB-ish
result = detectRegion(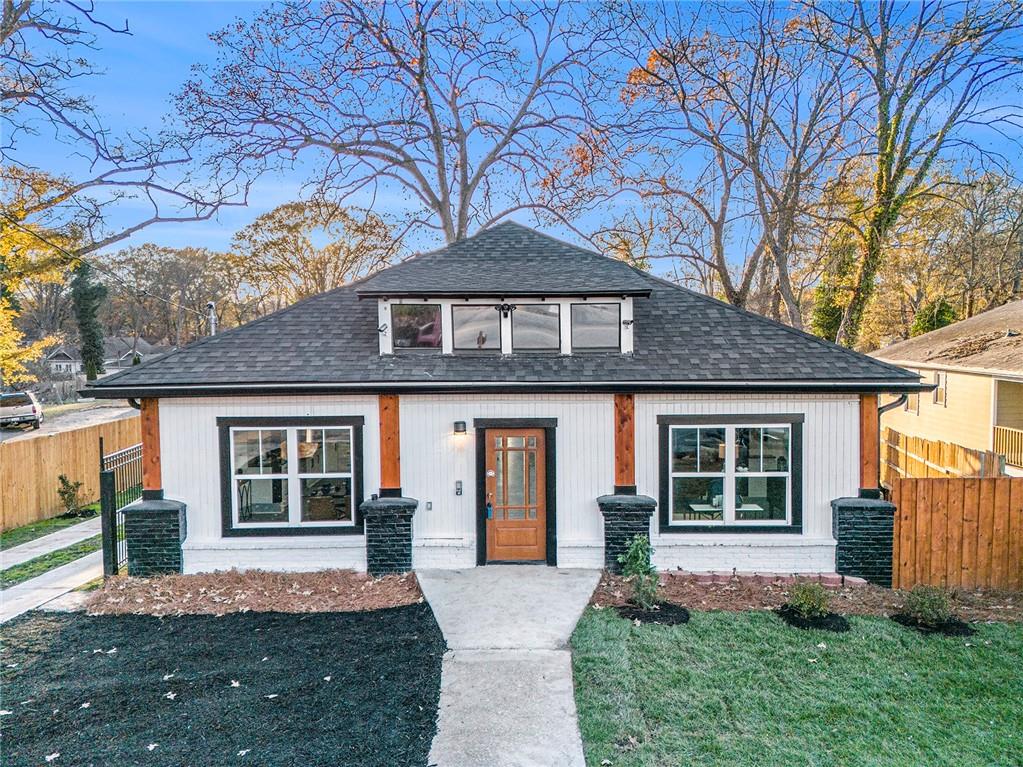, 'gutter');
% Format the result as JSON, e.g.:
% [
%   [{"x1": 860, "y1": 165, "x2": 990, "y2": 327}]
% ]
[{"x1": 82, "y1": 378, "x2": 937, "y2": 400}]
